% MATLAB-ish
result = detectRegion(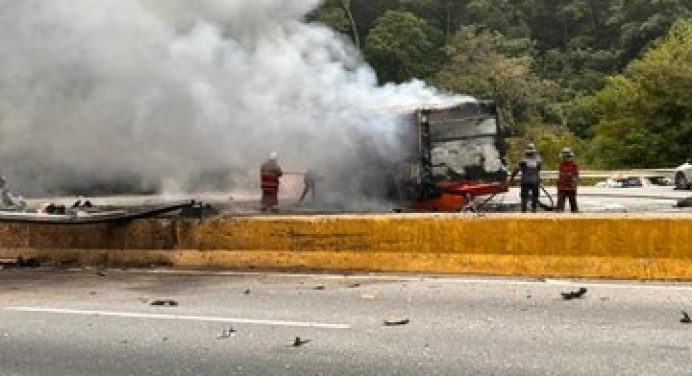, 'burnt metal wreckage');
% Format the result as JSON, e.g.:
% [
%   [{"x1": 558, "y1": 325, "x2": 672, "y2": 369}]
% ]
[
  {"x1": 0, "y1": 200, "x2": 197, "y2": 225},
  {"x1": 385, "y1": 101, "x2": 505, "y2": 212},
  {"x1": 386, "y1": 100, "x2": 556, "y2": 212}
]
